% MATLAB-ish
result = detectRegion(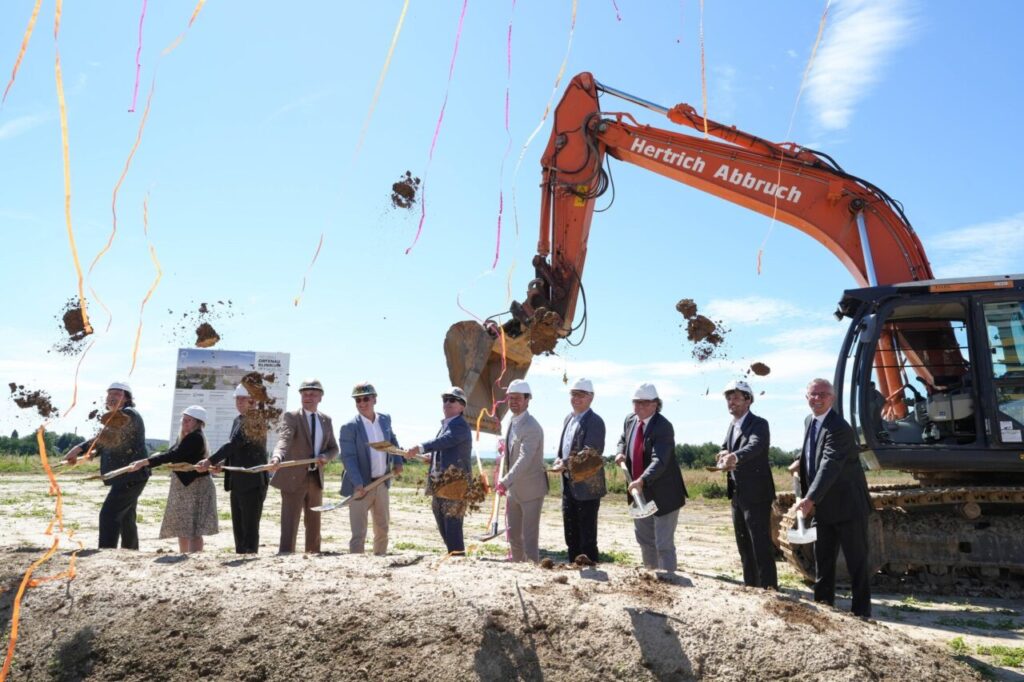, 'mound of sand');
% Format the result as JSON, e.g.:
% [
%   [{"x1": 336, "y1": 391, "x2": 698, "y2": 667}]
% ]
[{"x1": 0, "y1": 548, "x2": 978, "y2": 681}]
